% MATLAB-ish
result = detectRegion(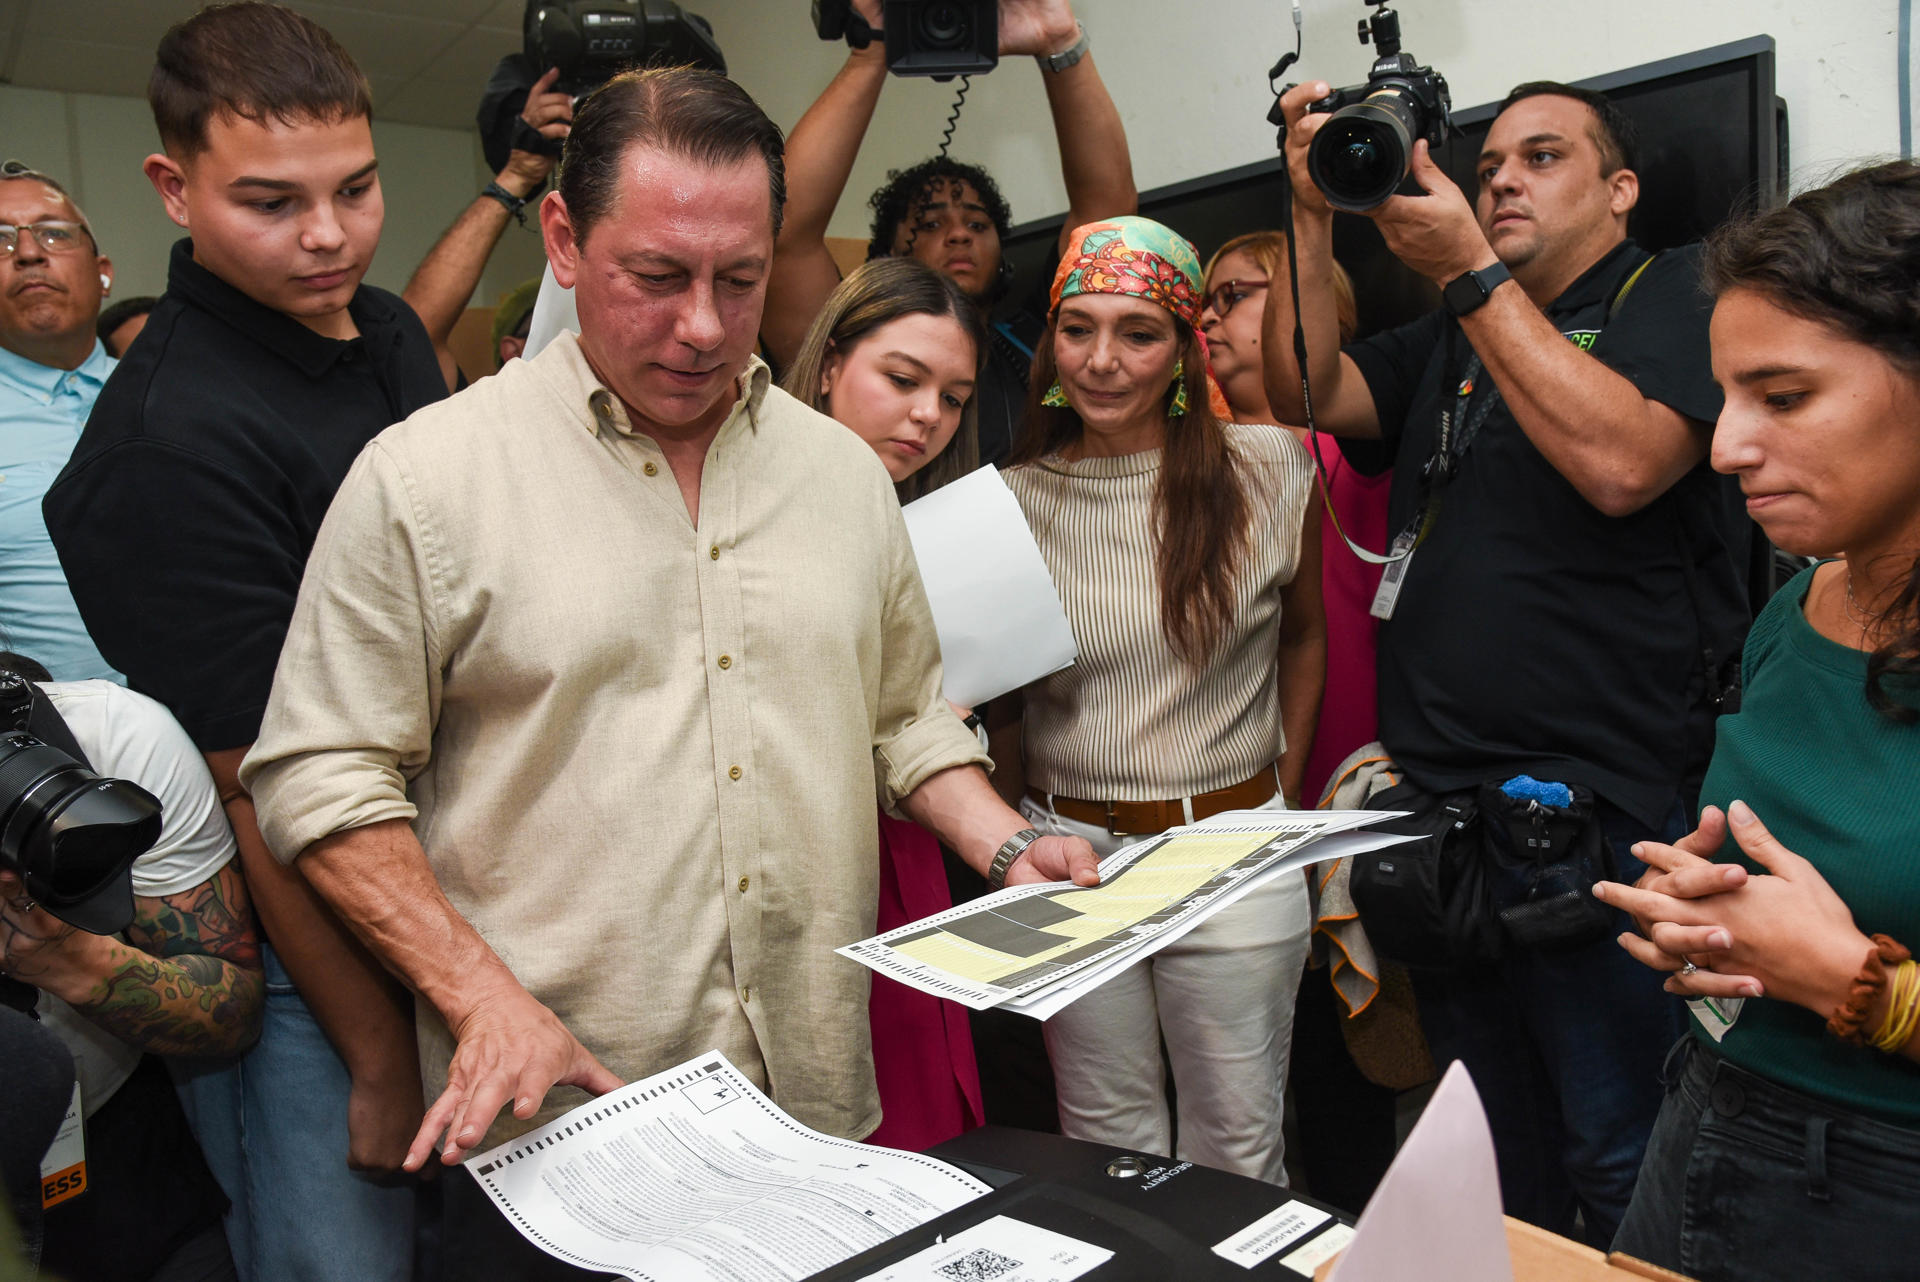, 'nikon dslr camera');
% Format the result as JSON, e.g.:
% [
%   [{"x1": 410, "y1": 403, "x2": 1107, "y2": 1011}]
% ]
[{"x1": 1305, "y1": 1, "x2": 1452, "y2": 212}]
